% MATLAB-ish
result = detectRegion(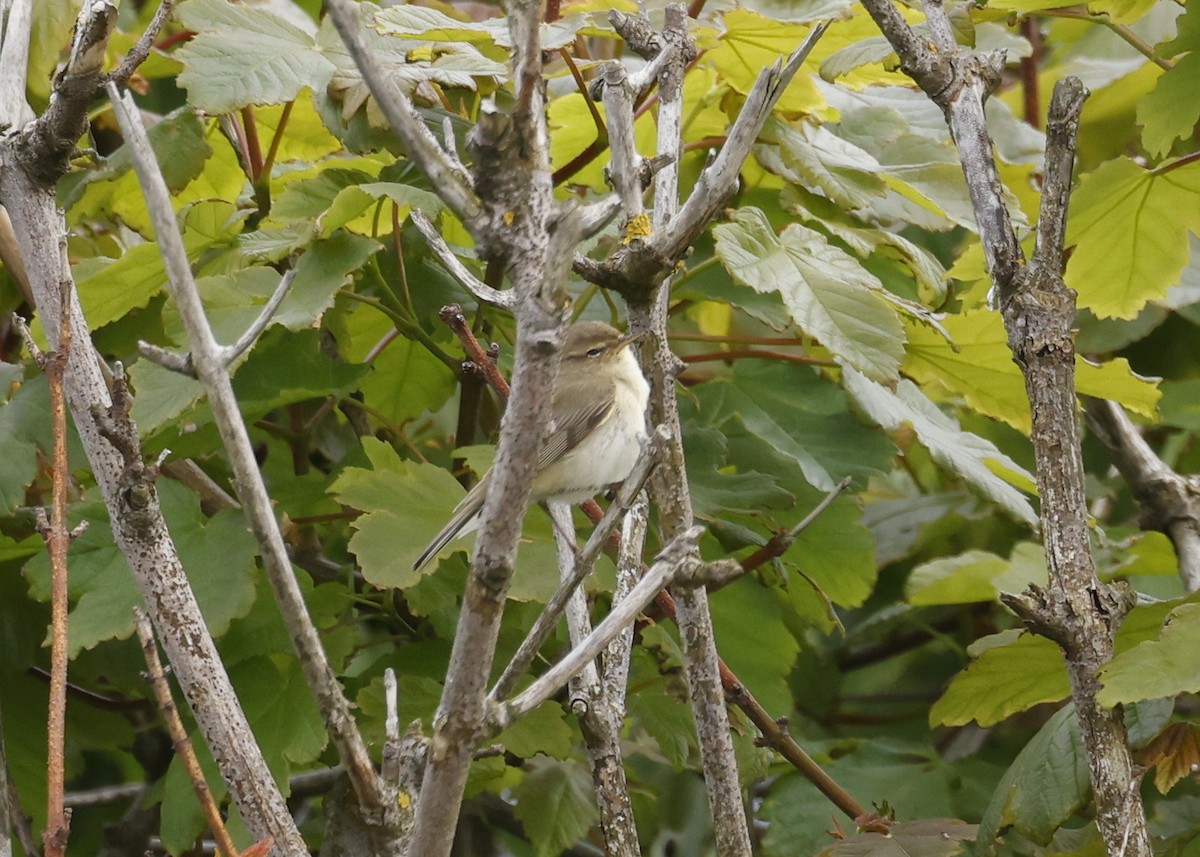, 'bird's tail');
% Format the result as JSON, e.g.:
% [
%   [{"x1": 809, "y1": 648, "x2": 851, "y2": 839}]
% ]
[{"x1": 412, "y1": 481, "x2": 487, "y2": 571}]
